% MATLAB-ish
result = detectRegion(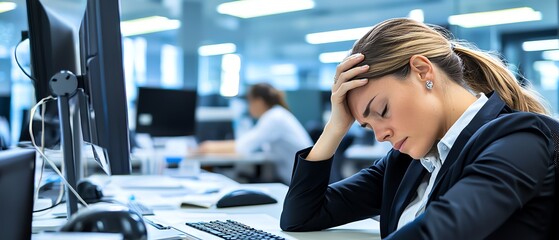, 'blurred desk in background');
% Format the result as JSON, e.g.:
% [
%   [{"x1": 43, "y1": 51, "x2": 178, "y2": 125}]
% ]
[{"x1": 344, "y1": 142, "x2": 392, "y2": 170}]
